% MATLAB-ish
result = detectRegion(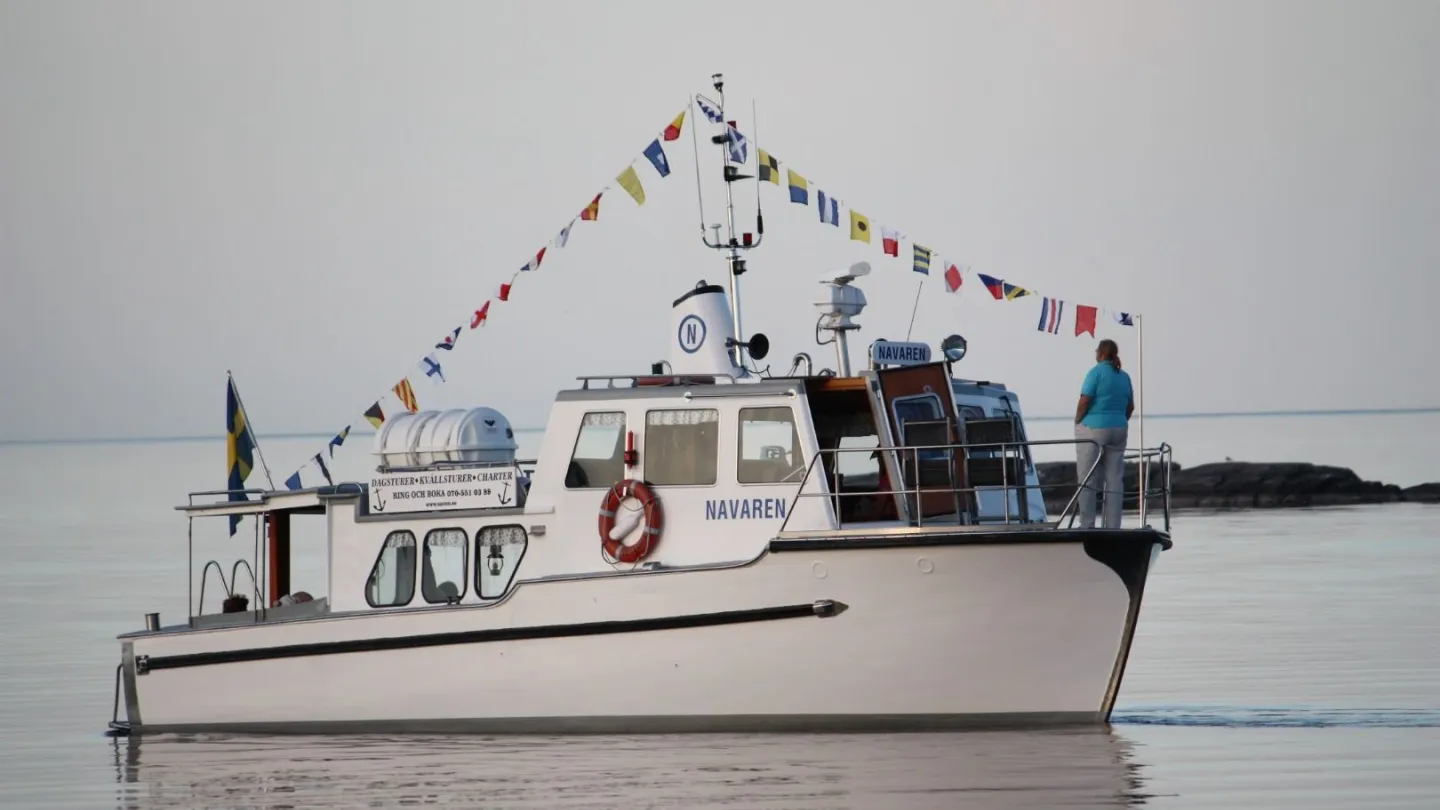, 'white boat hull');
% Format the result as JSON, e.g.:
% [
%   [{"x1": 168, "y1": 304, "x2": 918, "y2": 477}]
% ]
[{"x1": 118, "y1": 530, "x2": 1165, "y2": 733}]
